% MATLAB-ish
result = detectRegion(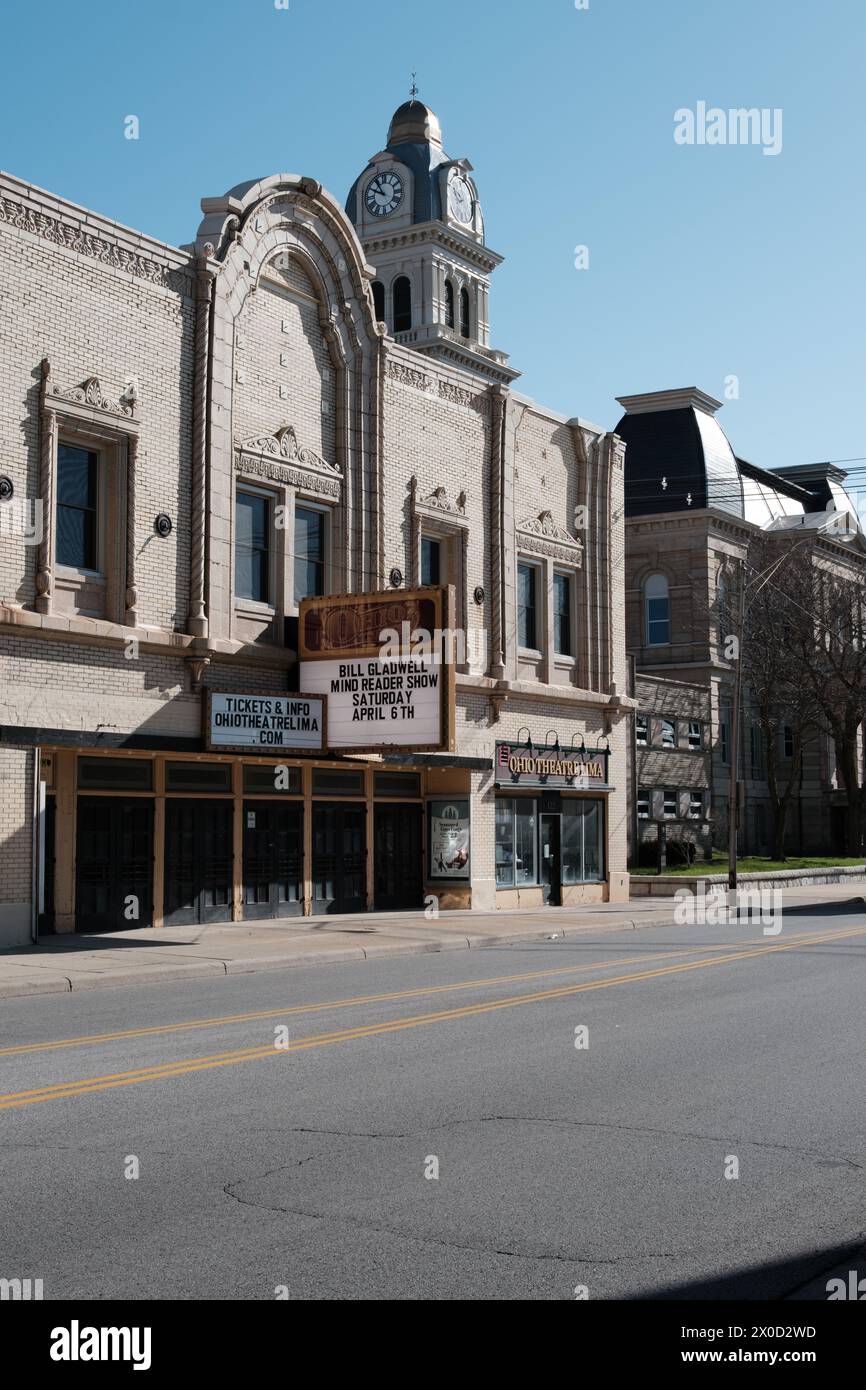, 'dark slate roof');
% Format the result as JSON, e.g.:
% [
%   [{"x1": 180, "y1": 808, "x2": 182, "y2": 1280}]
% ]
[
  {"x1": 617, "y1": 406, "x2": 741, "y2": 518},
  {"x1": 346, "y1": 138, "x2": 452, "y2": 227}
]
